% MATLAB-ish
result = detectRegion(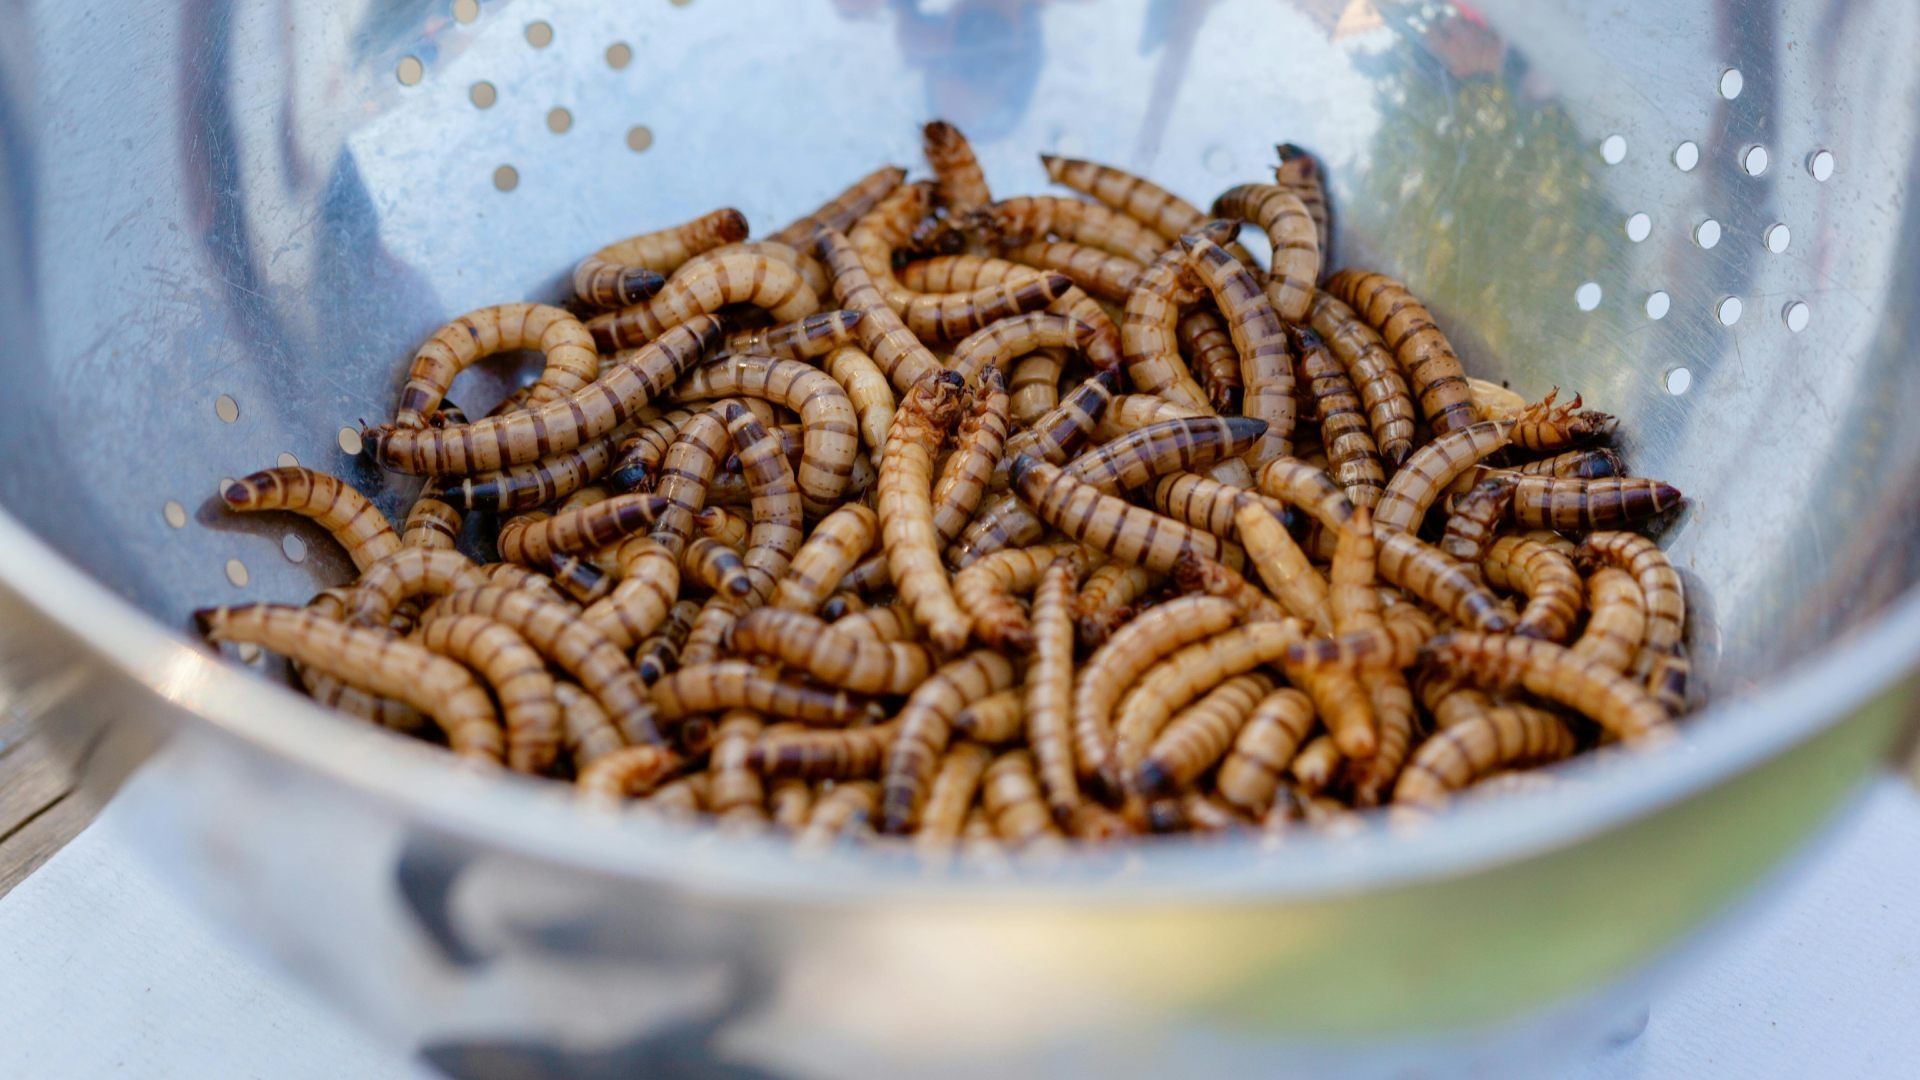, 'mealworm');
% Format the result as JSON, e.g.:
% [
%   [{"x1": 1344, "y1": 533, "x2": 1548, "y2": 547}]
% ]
[
  {"x1": 907, "y1": 273, "x2": 1081, "y2": 345},
  {"x1": 918, "y1": 742, "x2": 995, "y2": 849},
  {"x1": 880, "y1": 650, "x2": 1018, "y2": 833},
  {"x1": 998, "y1": 369, "x2": 1118, "y2": 477},
  {"x1": 1376, "y1": 529, "x2": 1512, "y2": 632},
  {"x1": 952, "y1": 541, "x2": 1086, "y2": 651},
  {"x1": 729, "y1": 608, "x2": 934, "y2": 695},
  {"x1": 220, "y1": 467, "x2": 400, "y2": 572},
  {"x1": 948, "y1": 312, "x2": 1116, "y2": 383},
  {"x1": 402, "y1": 476, "x2": 462, "y2": 552},
  {"x1": 1011, "y1": 455, "x2": 1231, "y2": 574},
  {"x1": 1289, "y1": 733, "x2": 1347, "y2": 796},
  {"x1": 1009, "y1": 350, "x2": 1065, "y2": 426},
  {"x1": 643, "y1": 773, "x2": 711, "y2": 817},
  {"x1": 981, "y1": 749, "x2": 1064, "y2": 846},
  {"x1": 365, "y1": 317, "x2": 723, "y2": 475},
  {"x1": 574, "y1": 536, "x2": 679, "y2": 652},
  {"x1": 1206, "y1": 688, "x2": 1312, "y2": 815},
  {"x1": 1256, "y1": 457, "x2": 1354, "y2": 534},
  {"x1": 1079, "y1": 598, "x2": 1242, "y2": 795},
  {"x1": 702, "y1": 709, "x2": 766, "y2": 819},
  {"x1": 1179, "y1": 308, "x2": 1242, "y2": 414},
  {"x1": 452, "y1": 434, "x2": 621, "y2": 513},
  {"x1": 571, "y1": 207, "x2": 747, "y2": 308},
  {"x1": 1439, "y1": 474, "x2": 1519, "y2": 569},
  {"x1": 1119, "y1": 223, "x2": 1237, "y2": 412},
  {"x1": 771, "y1": 164, "x2": 908, "y2": 248},
  {"x1": 395, "y1": 304, "x2": 599, "y2": 427},
  {"x1": 1375, "y1": 417, "x2": 1518, "y2": 534},
  {"x1": 684, "y1": 536, "x2": 753, "y2": 598},
  {"x1": 952, "y1": 687, "x2": 1025, "y2": 744},
  {"x1": 879, "y1": 370, "x2": 974, "y2": 653},
  {"x1": 931, "y1": 366, "x2": 1010, "y2": 544},
  {"x1": 651, "y1": 660, "x2": 873, "y2": 726},
  {"x1": 477, "y1": 562, "x2": 574, "y2": 604},
  {"x1": 415, "y1": 611, "x2": 561, "y2": 774},
  {"x1": 496, "y1": 493, "x2": 673, "y2": 568},
  {"x1": 849, "y1": 180, "x2": 937, "y2": 298},
  {"x1": 1305, "y1": 291, "x2": 1416, "y2": 466},
  {"x1": 1234, "y1": 501, "x2": 1330, "y2": 629},
  {"x1": 344, "y1": 548, "x2": 491, "y2": 627},
  {"x1": 894, "y1": 253, "x2": 1123, "y2": 368},
  {"x1": 818, "y1": 591, "x2": 865, "y2": 620},
  {"x1": 1040, "y1": 154, "x2": 1202, "y2": 240},
  {"x1": 1136, "y1": 672, "x2": 1275, "y2": 797},
  {"x1": 678, "y1": 591, "x2": 745, "y2": 668},
  {"x1": 715, "y1": 401, "x2": 804, "y2": 603},
  {"x1": 1074, "y1": 560, "x2": 1160, "y2": 646},
  {"x1": 1210, "y1": 183, "x2": 1320, "y2": 321},
  {"x1": 721, "y1": 309, "x2": 865, "y2": 361},
  {"x1": 1325, "y1": 269, "x2": 1474, "y2": 436},
  {"x1": 772, "y1": 503, "x2": 878, "y2": 613},
  {"x1": 1179, "y1": 234, "x2": 1296, "y2": 467},
  {"x1": 1576, "y1": 532, "x2": 1687, "y2": 713},
  {"x1": 1510, "y1": 447, "x2": 1624, "y2": 481},
  {"x1": 586, "y1": 252, "x2": 818, "y2": 351},
  {"x1": 1002, "y1": 240, "x2": 1142, "y2": 303},
  {"x1": 1466, "y1": 377, "x2": 1528, "y2": 421},
  {"x1": 1025, "y1": 557, "x2": 1083, "y2": 822},
  {"x1": 1113, "y1": 620, "x2": 1307, "y2": 769},
  {"x1": 575, "y1": 745, "x2": 682, "y2": 801},
  {"x1": 1510, "y1": 475, "x2": 1685, "y2": 531},
  {"x1": 635, "y1": 598, "x2": 701, "y2": 682},
  {"x1": 196, "y1": 605, "x2": 502, "y2": 762},
  {"x1": 1271, "y1": 143, "x2": 1331, "y2": 251},
  {"x1": 1509, "y1": 389, "x2": 1616, "y2": 452},
  {"x1": 296, "y1": 590, "x2": 424, "y2": 732},
  {"x1": 1093, "y1": 393, "x2": 1203, "y2": 442},
  {"x1": 1172, "y1": 552, "x2": 1287, "y2": 624},
  {"x1": 1483, "y1": 535, "x2": 1584, "y2": 642},
  {"x1": 1393, "y1": 704, "x2": 1577, "y2": 809},
  {"x1": 1572, "y1": 567, "x2": 1647, "y2": 675},
  {"x1": 553, "y1": 681, "x2": 625, "y2": 769},
  {"x1": 644, "y1": 405, "x2": 728, "y2": 558},
  {"x1": 818, "y1": 344, "x2": 896, "y2": 454},
  {"x1": 1420, "y1": 632, "x2": 1671, "y2": 743},
  {"x1": 747, "y1": 720, "x2": 898, "y2": 781},
  {"x1": 1149, "y1": 471, "x2": 1292, "y2": 543},
  {"x1": 1349, "y1": 673, "x2": 1418, "y2": 807},
  {"x1": 695, "y1": 505, "x2": 752, "y2": 550},
  {"x1": 1291, "y1": 325, "x2": 1384, "y2": 507},
  {"x1": 983, "y1": 191, "x2": 1167, "y2": 260},
  {"x1": 673, "y1": 356, "x2": 860, "y2": 516}
]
